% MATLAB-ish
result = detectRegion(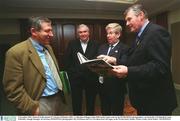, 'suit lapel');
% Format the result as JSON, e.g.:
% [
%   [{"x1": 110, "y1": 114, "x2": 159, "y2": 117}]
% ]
[
  {"x1": 108, "y1": 42, "x2": 119, "y2": 56},
  {"x1": 140, "y1": 22, "x2": 151, "y2": 37},
  {"x1": 85, "y1": 40, "x2": 93, "y2": 54},
  {"x1": 27, "y1": 39, "x2": 46, "y2": 79},
  {"x1": 136, "y1": 22, "x2": 151, "y2": 46},
  {"x1": 129, "y1": 23, "x2": 151, "y2": 55},
  {"x1": 104, "y1": 44, "x2": 109, "y2": 55},
  {"x1": 128, "y1": 23, "x2": 152, "y2": 59},
  {"x1": 100, "y1": 43, "x2": 109, "y2": 55},
  {"x1": 77, "y1": 40, "x2": 84, "y2": 54}
]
